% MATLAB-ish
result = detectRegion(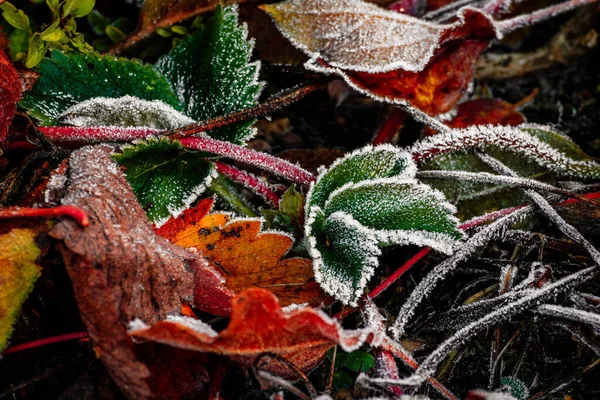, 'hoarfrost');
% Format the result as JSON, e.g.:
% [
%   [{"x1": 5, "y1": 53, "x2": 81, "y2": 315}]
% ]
[
  {"x1": 164, "y1": 315, "x2": 218, "y2": 337},
  {"x1": 411, "y1": 124, "x2": 600, "y2": 179},
  {"x1": 59, "y1": 95, "x2": 195, "y2": 130},
  {"x1": 535, "y1": 304, "x2": 600, "y2": 329},
  {"x1": 265, "y1": 0, "x2": 499, "y2": 74}
]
